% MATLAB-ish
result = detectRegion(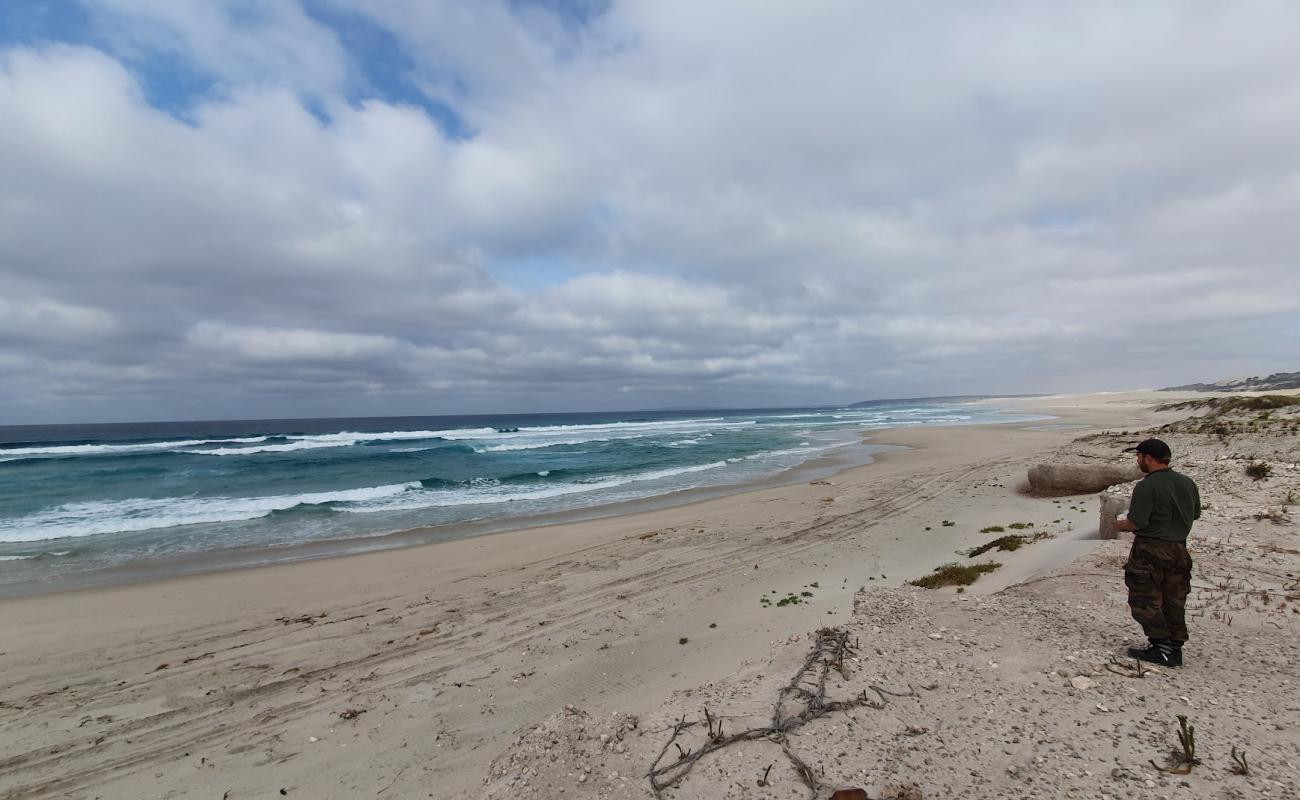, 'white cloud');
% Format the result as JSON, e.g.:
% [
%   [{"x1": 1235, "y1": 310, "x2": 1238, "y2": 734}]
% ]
[
  {"x1": 2, "y1": 3, "x2": 1300, "y2": 422},
  {"x1": 87, "y1": 0, "x2": 351, "y2": 102},
  {"x1": 187, "y1": 321, "x2": 399, "y2": 363}
]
